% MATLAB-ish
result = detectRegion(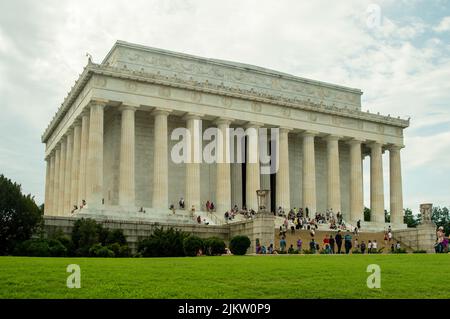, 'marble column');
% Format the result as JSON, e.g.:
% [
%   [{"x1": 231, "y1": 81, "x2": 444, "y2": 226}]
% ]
[
  {"x1": 152, "y1": 109, "x2": 170, "y2": 209},
  {"x1": 86, "y1": 101, "x2": 105, "y2": 208},
  {"x1": 44, "y1": 156, "x2": 51, "y2": 215},
  {"x1": 245, "y1": 123, "x2": 261, "y2": 211},
  {"x1": 215, "y1": 119, "x2": 232, "y2": 214},
  {"x1": 119, "y1": 105, "x2": 136, "y2": 207},
  {"x1": 276, "y1": 128, "x2": 291, "y2": 210},
  {"x1": 70, "y1": 121, "x2": 81, "y2": 209},
  {"x1": 58, "y1": 138, "x2": 67, "y2": 215},
  {"x1": 48, "y1": 153, "x2": 56, "y2": 214},
  {"x1": 53, "y1": 147, "x2": 60, "y2": 216},
  {"x1": 348, "y1": 139, "x2": 364, "y2": 222},
  {"x1": 78, "y1": 112, "x2": 89, "y2": 206},
  {"x1": 389, "y1": 145, "x2": 404, "y2": 225},
  {"x1": 185, "y1": 114, "x2": 202, "y2": 211},
  {"x1": 63, "y1": 131, "x2": 73, "y2": 215},
  {"x1": 302, "y1": 131, "x2": 317, "y2": 215},
  {"x1": 369, "y1": 142, "x2": 385, "y2": 223},
  {"x1": 325, "y1": 135, "x2": 341, "y2": 213}
]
